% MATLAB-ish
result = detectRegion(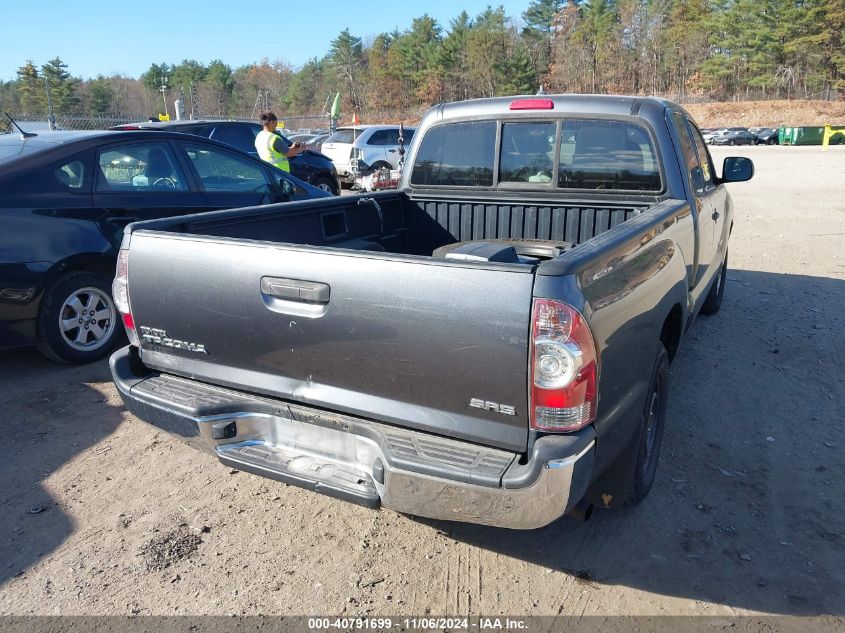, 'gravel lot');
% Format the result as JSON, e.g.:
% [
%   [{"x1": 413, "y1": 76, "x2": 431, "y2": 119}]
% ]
[{"x1": 1, "y1": 145, "x2": 843, "y2": 617}]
